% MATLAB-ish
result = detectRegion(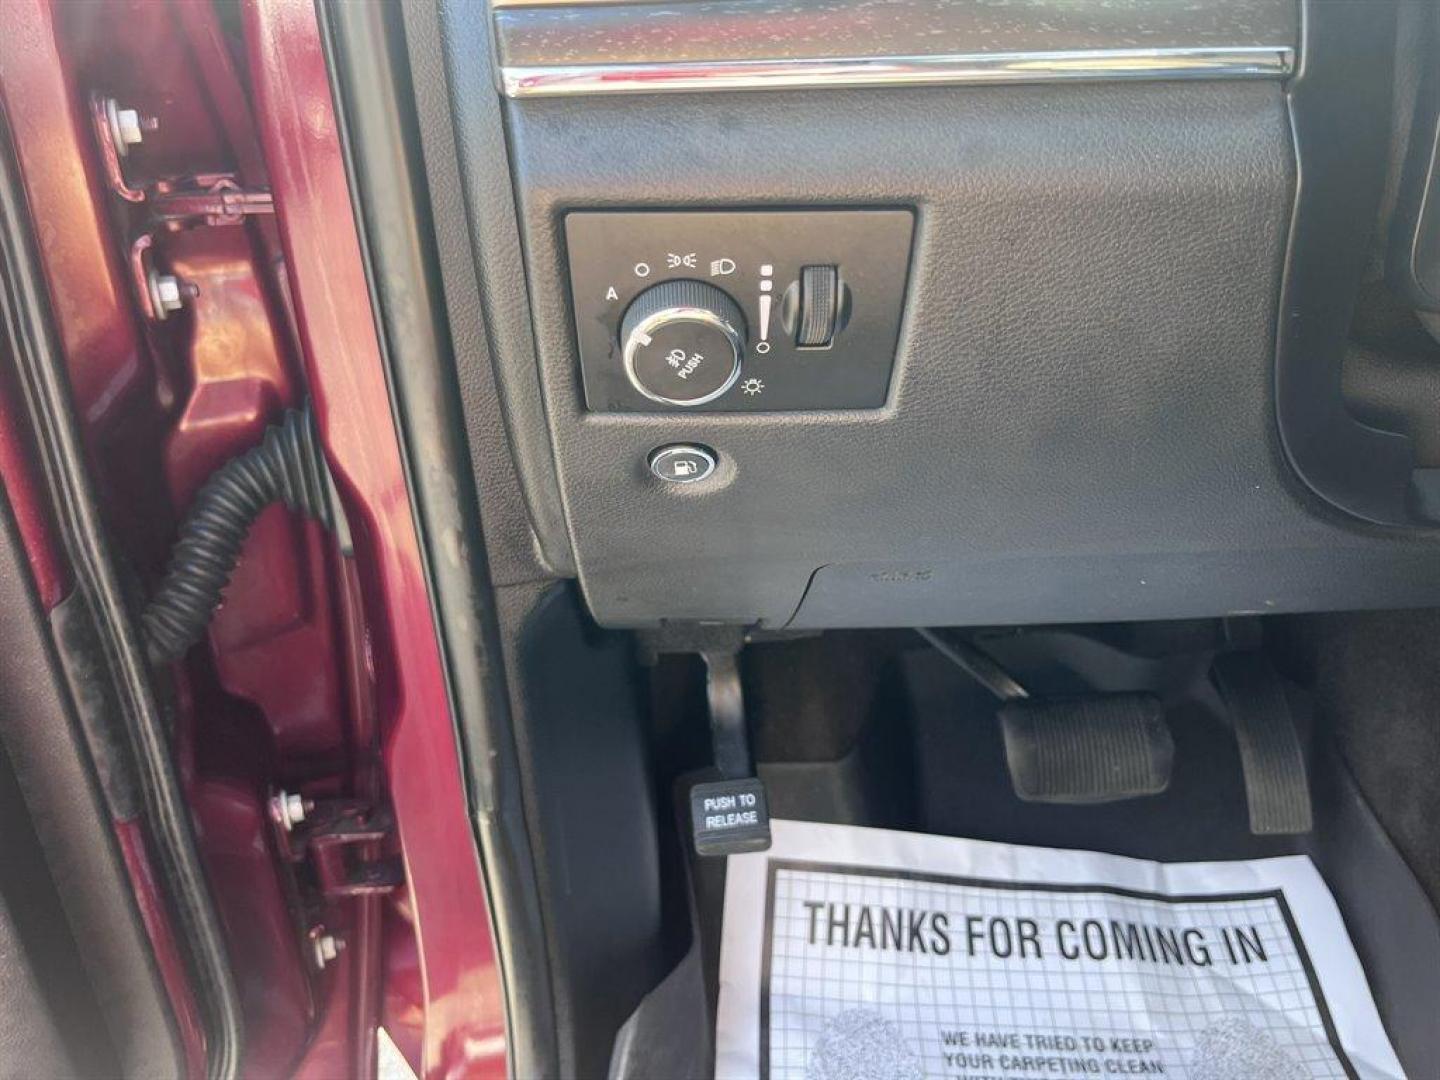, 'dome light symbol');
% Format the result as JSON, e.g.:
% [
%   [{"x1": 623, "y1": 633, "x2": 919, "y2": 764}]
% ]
[{"x1": 741, "y1": 377, "x2": 765, "y2": 396}]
